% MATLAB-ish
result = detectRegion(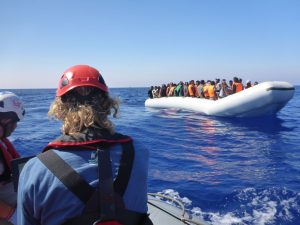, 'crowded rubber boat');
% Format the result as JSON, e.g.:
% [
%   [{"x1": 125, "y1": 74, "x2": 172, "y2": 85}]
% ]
[{"x1": 145, "y1": 81, "x2": 295, "y2": 117}]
